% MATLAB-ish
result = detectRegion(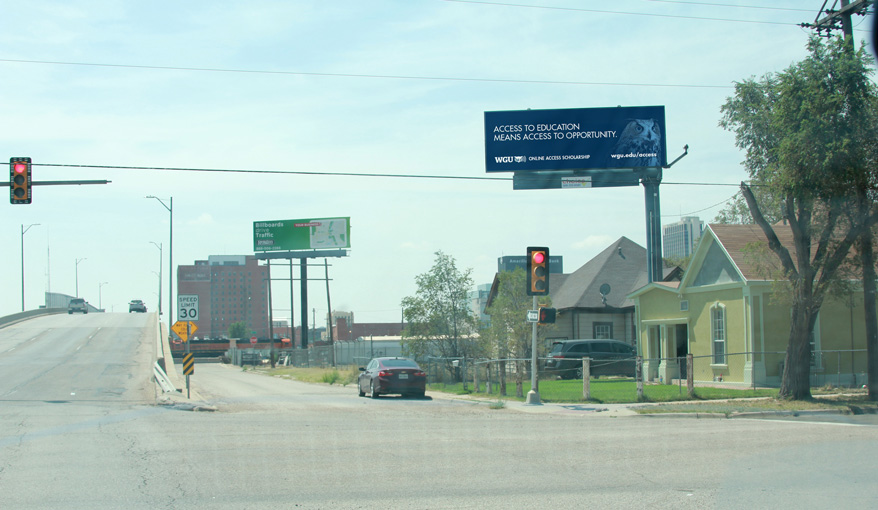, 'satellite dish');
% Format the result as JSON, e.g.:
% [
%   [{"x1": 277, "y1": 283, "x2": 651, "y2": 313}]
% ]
[{"x1": 599, "y1": 283, "x2": 611, "y2": 296}]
